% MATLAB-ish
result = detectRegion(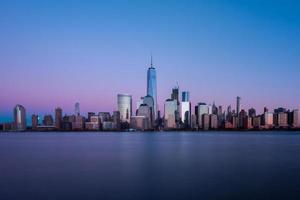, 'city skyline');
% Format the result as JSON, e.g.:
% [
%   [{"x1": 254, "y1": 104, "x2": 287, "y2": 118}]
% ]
[
  {"x1": 1, "y1": 61, "x2": 299, "y2": 131},
  {"x1": 1, "y1": 1, "x2": 300, "y2": 122}
]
